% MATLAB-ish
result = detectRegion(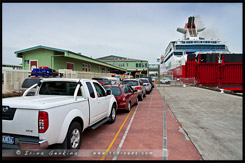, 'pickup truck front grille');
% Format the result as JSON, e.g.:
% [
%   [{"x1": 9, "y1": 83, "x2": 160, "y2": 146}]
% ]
[{"x1": 2, "y1": 106, "x2": 17, "y2": 120}]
